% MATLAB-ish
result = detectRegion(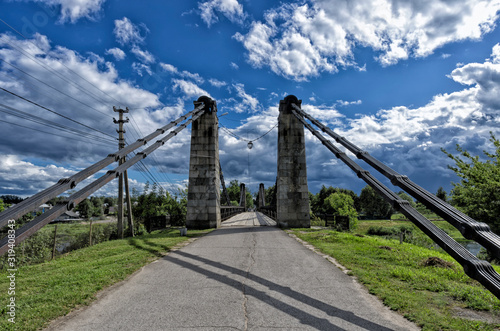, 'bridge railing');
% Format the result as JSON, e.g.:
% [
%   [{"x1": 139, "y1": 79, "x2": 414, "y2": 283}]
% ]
[
  {"x1": 290, "y1": 102, "x2": 500, "y2": 300},
  {"x1": 0, "y1": 103, "x2": 208, "y2": 255},
  {"x1": 220, "y1": 206, "x2": 245, "y2": 220},
  {"x1": 258, "y1": 206, "x2": 277, "y2": 220}
]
